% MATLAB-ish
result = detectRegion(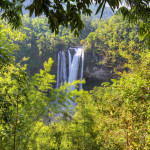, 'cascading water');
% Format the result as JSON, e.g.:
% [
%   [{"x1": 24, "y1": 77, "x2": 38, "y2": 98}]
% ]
[
  {"x1": 68, "y1": 47, "x2": 84, "y2": 91},
  {"x1": 79, "y1": 49, "x2": 84, "y2": 90},
  {"x1": 56, "y1": 47, "x2": 84, "y2": 90},
  {"x1": 56, "y1": 51, "x2": 67, "y2": 89}
]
